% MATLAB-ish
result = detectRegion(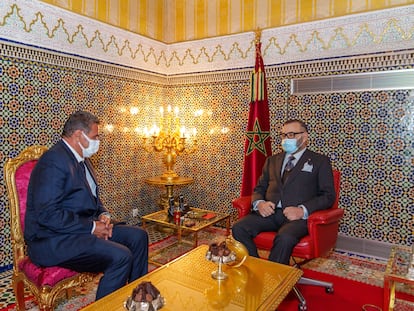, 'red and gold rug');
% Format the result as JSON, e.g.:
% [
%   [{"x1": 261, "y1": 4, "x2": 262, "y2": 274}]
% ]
[{"x1": 1, "y1": 225, "x2": 413, "y2": 310}]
